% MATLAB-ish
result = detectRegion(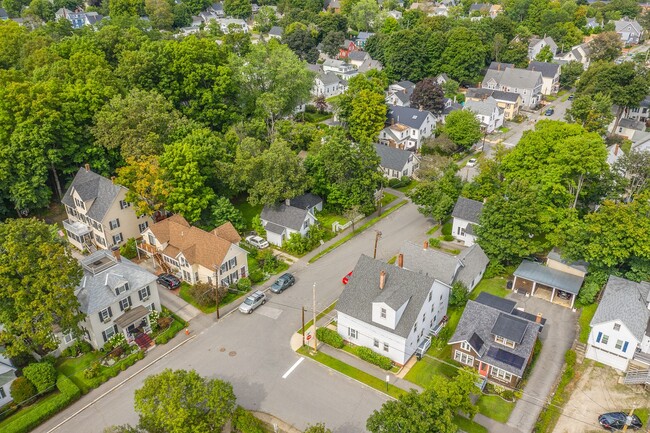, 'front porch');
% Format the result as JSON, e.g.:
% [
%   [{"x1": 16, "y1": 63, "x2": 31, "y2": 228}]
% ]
[
  {"x1": 114, "y1": 305, "x2": 155, "y2": 350},
  {"x1": 63, "y1": 219, "x2": 94, "y2": 250}
]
